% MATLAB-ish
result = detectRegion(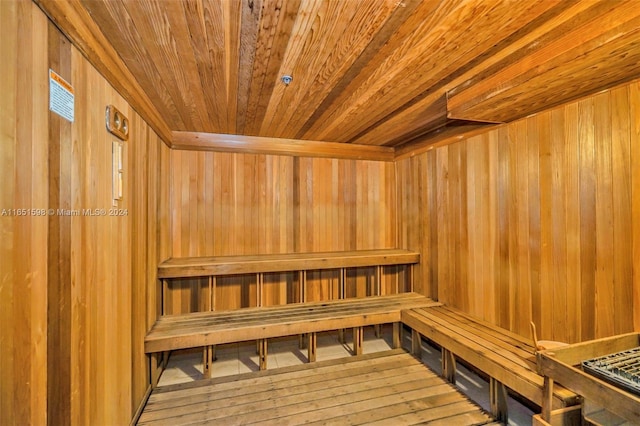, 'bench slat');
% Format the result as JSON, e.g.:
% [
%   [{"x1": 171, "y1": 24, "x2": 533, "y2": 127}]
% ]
[
  {"x1": 425, "y1": 306, "x2": 537, "y2": 365},
  {"x1": 405, "y1": 308, "x2": 539, "y2": 377},
  {"x1": 435, "y1": 306, "x2": 533, "y2": 348},
  {"x1": 155, "y1": 292, "x2": 426, "y2": 322},
  {"x1": 402, "y1": 307, "x2": 576, "y2": 408},
  {"x1": 150, "y1": 294, "x2": 432, "y2": 333},
  {"x1": 145, "y1": 293, "x2": 438, "y2": 353},
  {"x1": 158, "y1": 249, "x2": 420, "y2": 278}
]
